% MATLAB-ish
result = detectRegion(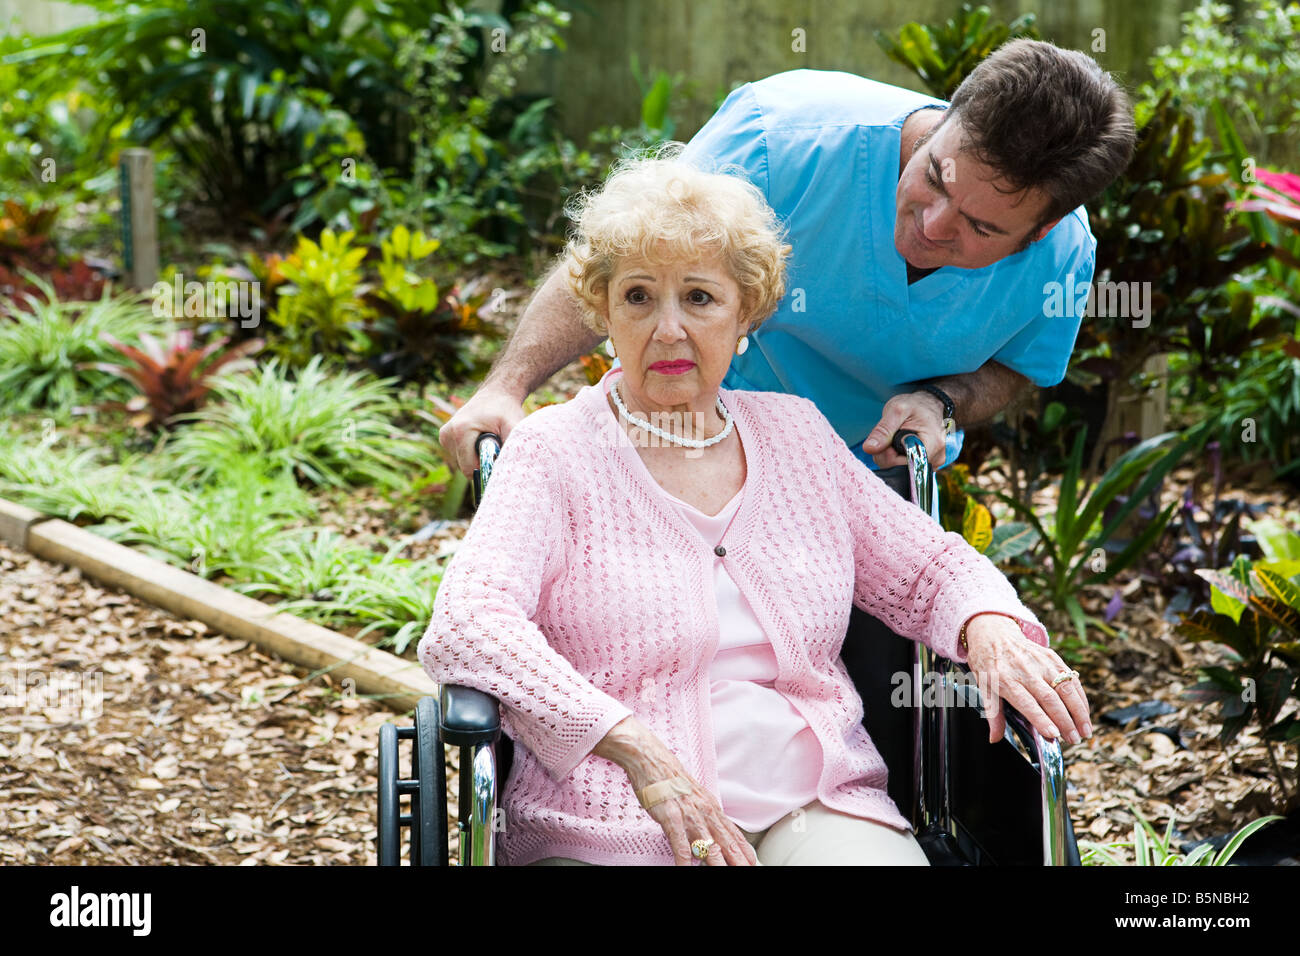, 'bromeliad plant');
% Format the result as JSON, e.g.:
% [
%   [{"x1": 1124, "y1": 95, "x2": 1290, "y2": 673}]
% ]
[
  {"x1": 0, "y1": 199, "x2": 106, "y2": 303},
  {"x1": 88, "y1": 328, "x2": 264, "y2": 430}
]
